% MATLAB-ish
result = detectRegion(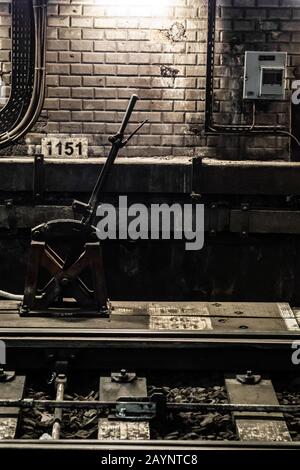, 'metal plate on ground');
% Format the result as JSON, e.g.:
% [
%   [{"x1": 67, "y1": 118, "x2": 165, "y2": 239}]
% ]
[
  {"x1": 99, "y1": 375, "x2": 150, "y2": 441},
  {"x1": 0, "y1": 300, "x2": 297, "y2": 332},
  {"x1": 207, "y1": 302, "x2": 298, "y2": 331},
  {"x1": 0, "y1": 418, "x2": 18, "y2": 440},
  {"x1": 226, "y1": 378, "x2": 291, "y2": 442},
  {"x1": 149, "y1": 303, "x2": 212, "y2": 331},
  {"x1": 237, "y1": 420, "x2": 291, "y2": 442},
  {"x1": 294, "y1": 309, "x2": 300, "y2": 324},
  {"x1": 278, "y1": 303, "x2": 300, "y2": 331},
  {"x1": 98, "y1": 419, "x2": 150, "y2": 440},
  {"x1": 99, "y1": 377, "x2": 147, "y2": 403},
  {"x1": 148, "y1": 304, "x2": 210, "y2": 316},
  {"x1": 0, "y1": 374, "x2": 26, "y2": 440},
  {"x1": 150, "y1": 315, "x2": 213, "y2": 330}
]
